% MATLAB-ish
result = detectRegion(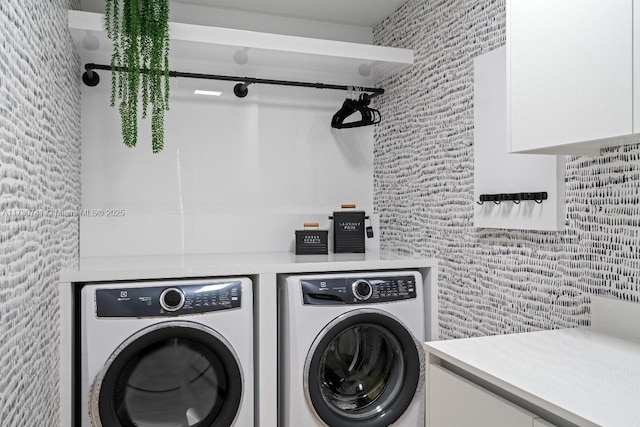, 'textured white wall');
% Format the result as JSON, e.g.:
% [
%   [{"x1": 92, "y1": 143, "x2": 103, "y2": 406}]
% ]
[
  {"x1": 374, "y1": 0, "x2": 640, "y2": 339},
  {"x1": 0, "y1": 1, "x2": 81, "y2": 425}
]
